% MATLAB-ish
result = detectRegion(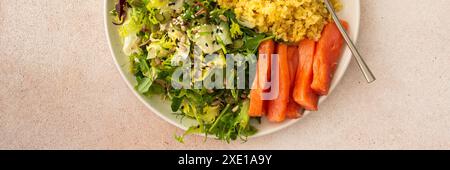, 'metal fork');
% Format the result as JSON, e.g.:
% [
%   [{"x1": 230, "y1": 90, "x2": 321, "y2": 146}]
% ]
[{"x1": 324, "y1": 0, "x2": 376, "y2": 83}]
